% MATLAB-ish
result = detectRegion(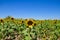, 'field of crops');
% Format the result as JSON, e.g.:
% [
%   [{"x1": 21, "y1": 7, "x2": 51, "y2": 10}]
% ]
[{"x1": 0, "y1": 16, "x2": 60, "y2": 40}]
